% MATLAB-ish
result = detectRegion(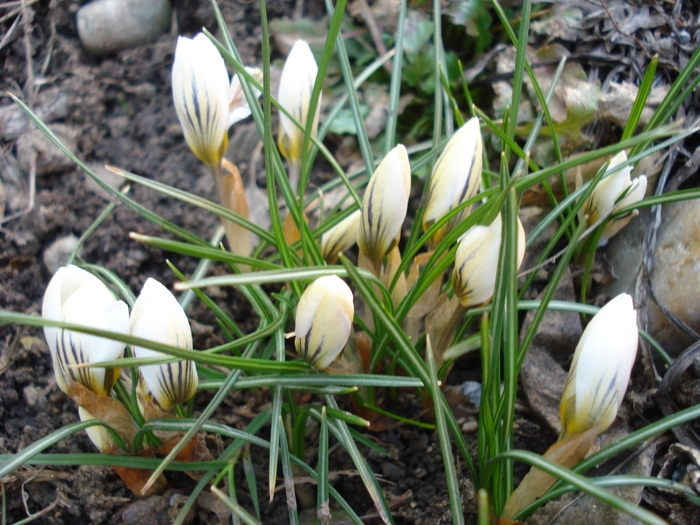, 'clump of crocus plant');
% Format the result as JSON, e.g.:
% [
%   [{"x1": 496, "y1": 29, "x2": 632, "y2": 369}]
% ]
[
  {"x1": 172, "y1": 32, "x2": 260, "y2": 257},
  {"x1": 503, "y1": 293, "x2": 639, "y2": 519}
]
